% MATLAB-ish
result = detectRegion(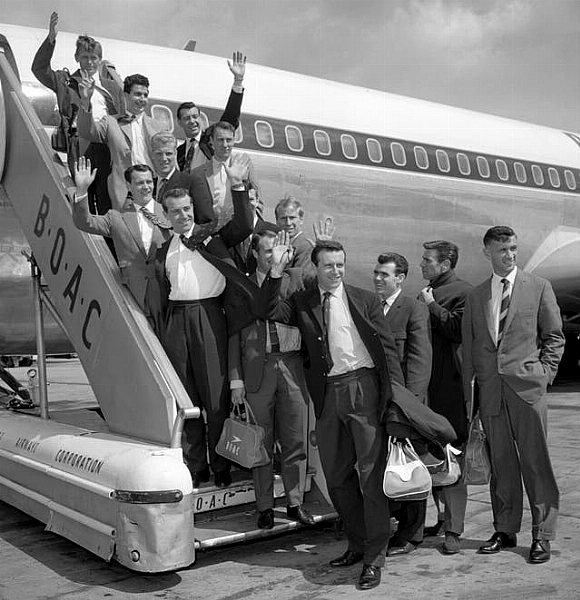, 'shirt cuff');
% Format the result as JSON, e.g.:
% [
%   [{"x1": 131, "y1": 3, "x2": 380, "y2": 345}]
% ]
[
  {"x1": 75, "y1": 192, "x2": 88, "y2": 203},
  {"x1": 231, "y1": 183, "x2": 245, "y2": 191},
  {"x1": 232, "y1": 82, "x2": 244, "y2": 94},
  {"x1": 230, "y1": 379, "x2": 244, "y2": 389}
]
